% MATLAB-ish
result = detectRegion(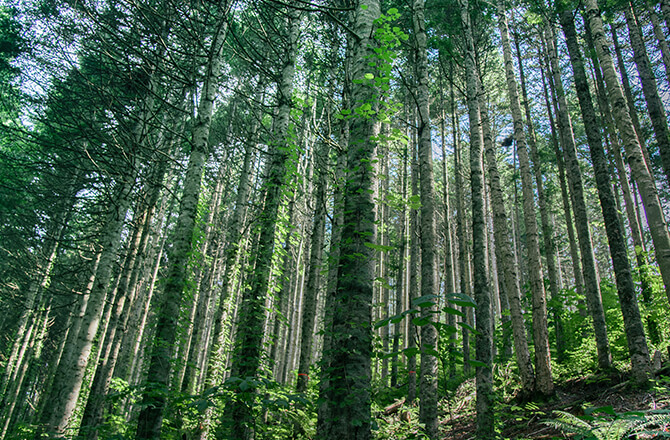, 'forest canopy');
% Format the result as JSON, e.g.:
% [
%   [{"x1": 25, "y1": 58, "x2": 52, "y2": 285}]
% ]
[{"x1": 1, "y1": 0, "x2": 670, "y2": 439}]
